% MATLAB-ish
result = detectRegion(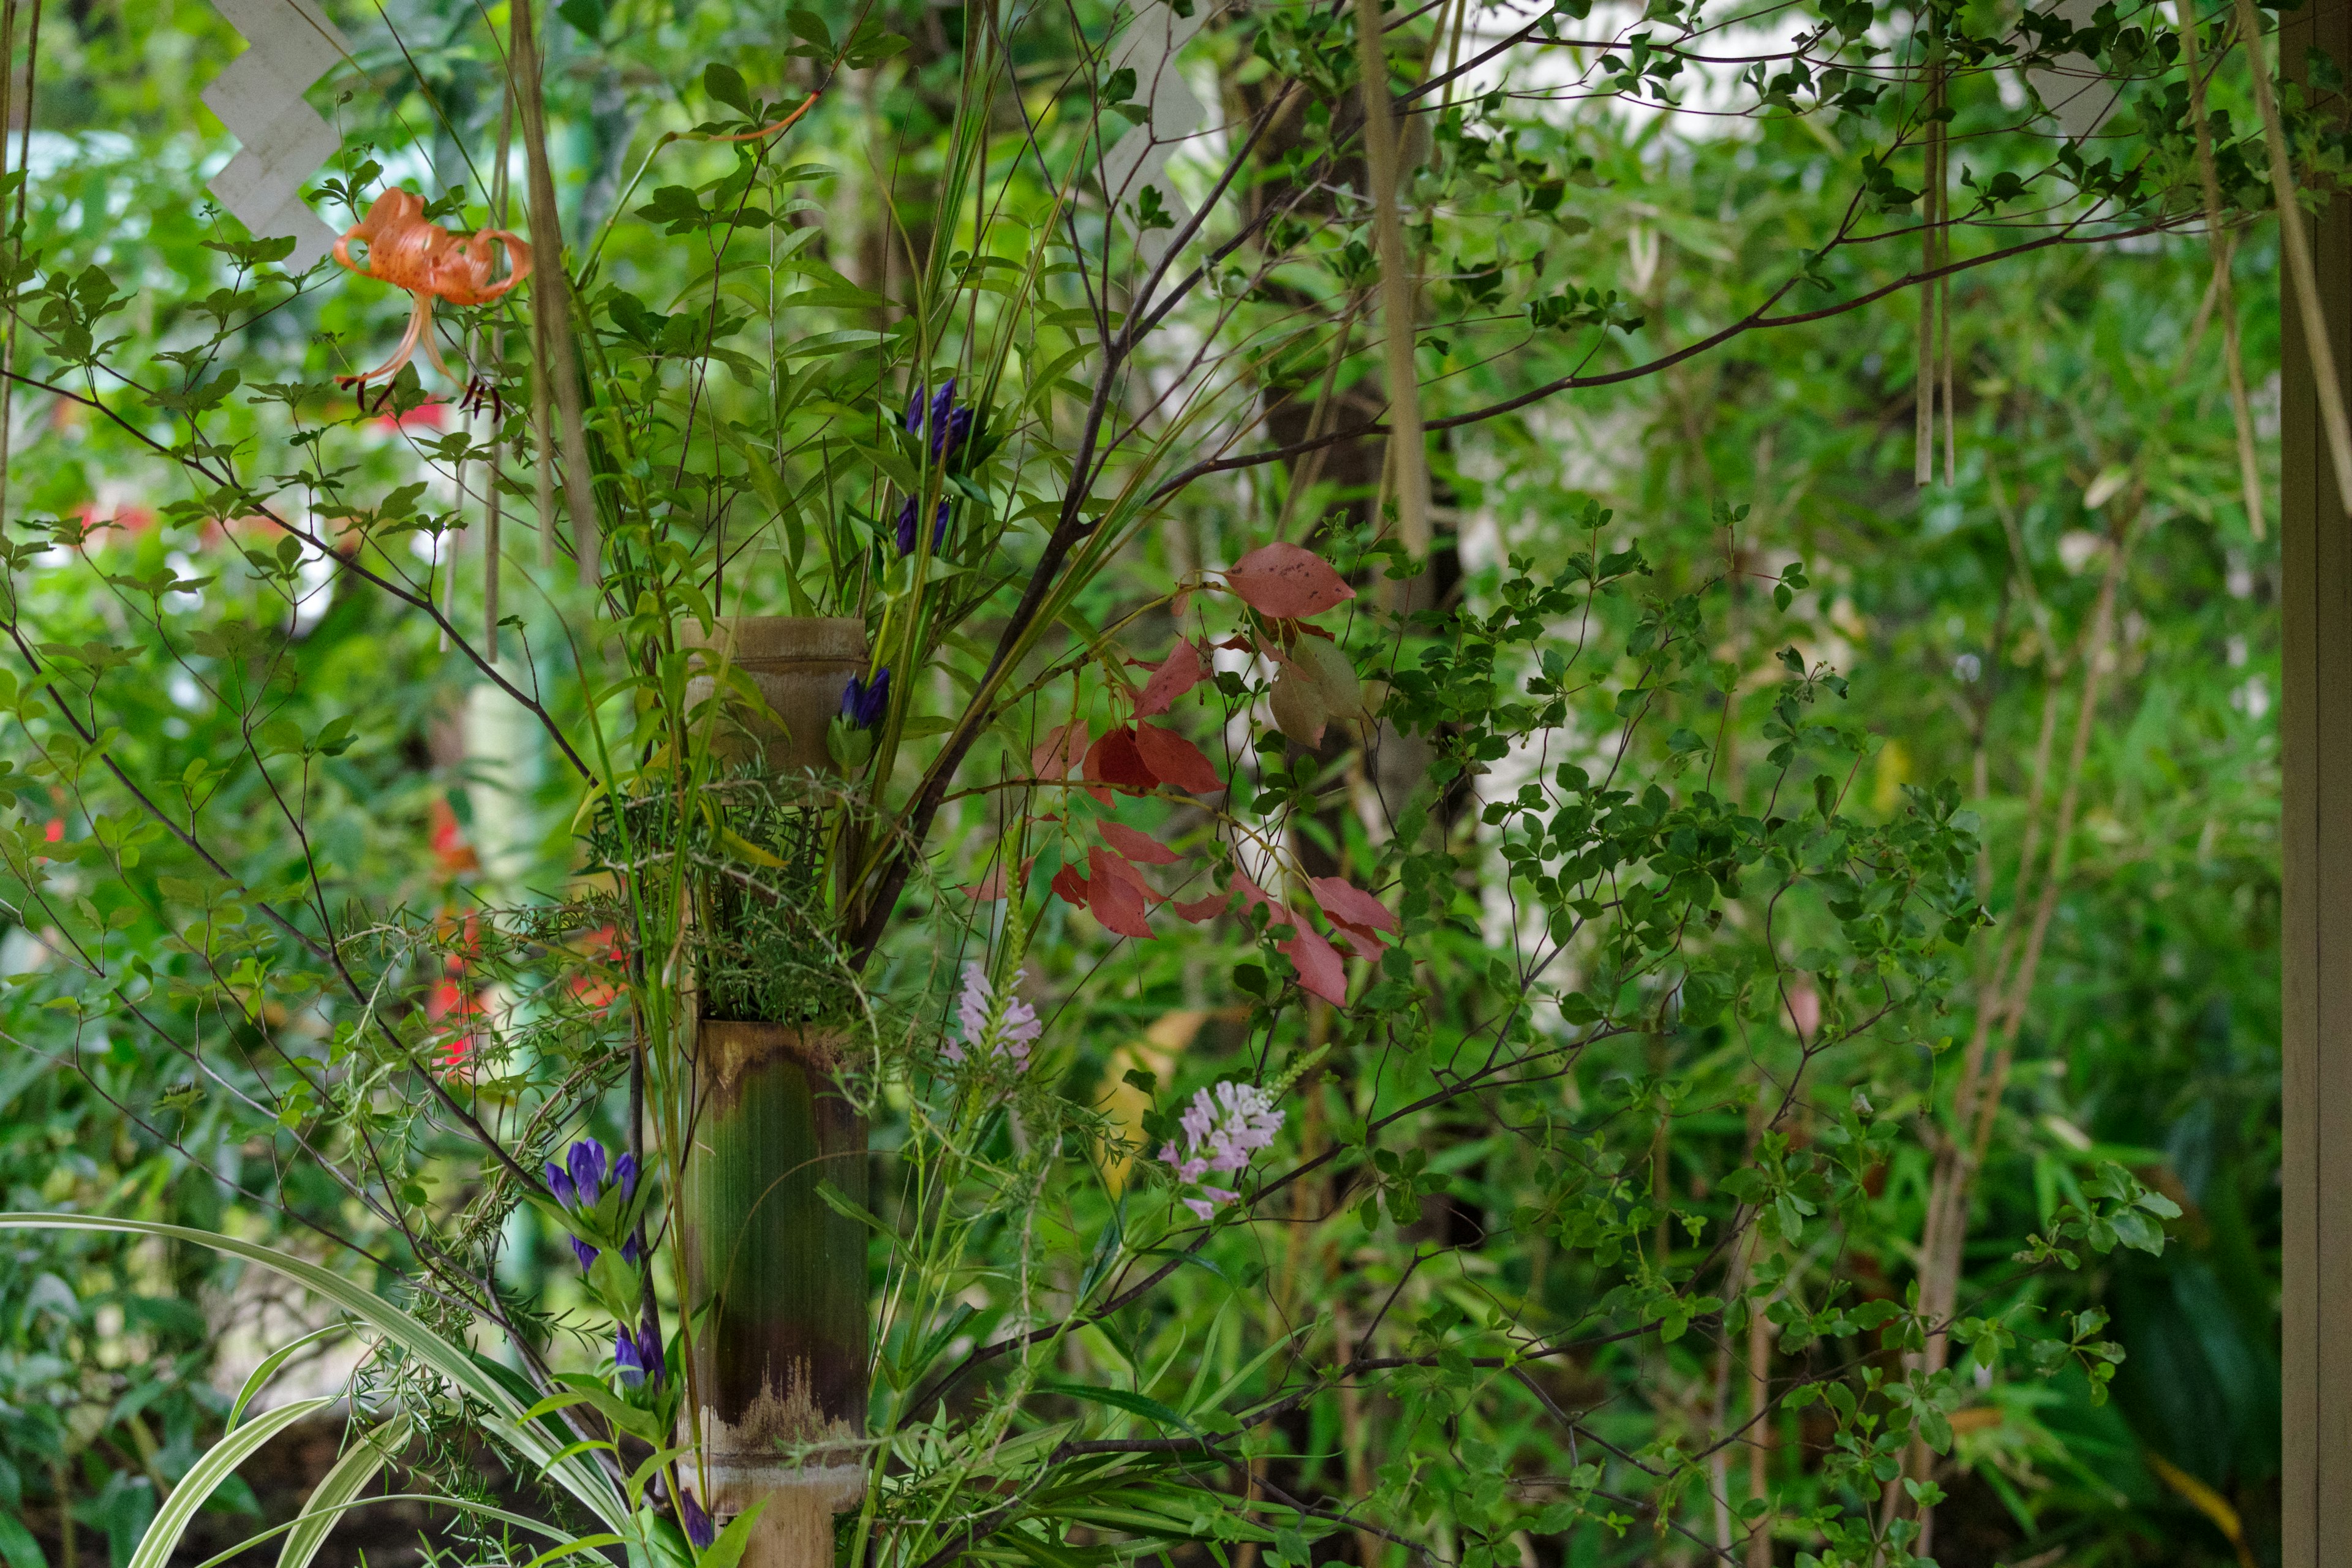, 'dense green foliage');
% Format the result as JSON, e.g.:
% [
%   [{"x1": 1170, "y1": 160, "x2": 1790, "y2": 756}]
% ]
[{"x1": 0, "y1": 0, "x2": 2291, "y2": 1563}]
